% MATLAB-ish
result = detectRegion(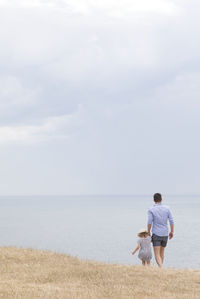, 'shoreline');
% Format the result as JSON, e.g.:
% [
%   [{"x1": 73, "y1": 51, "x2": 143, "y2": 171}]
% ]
[{"x1": 0, "y1": 247, "x2": 200, "y2": 298}]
